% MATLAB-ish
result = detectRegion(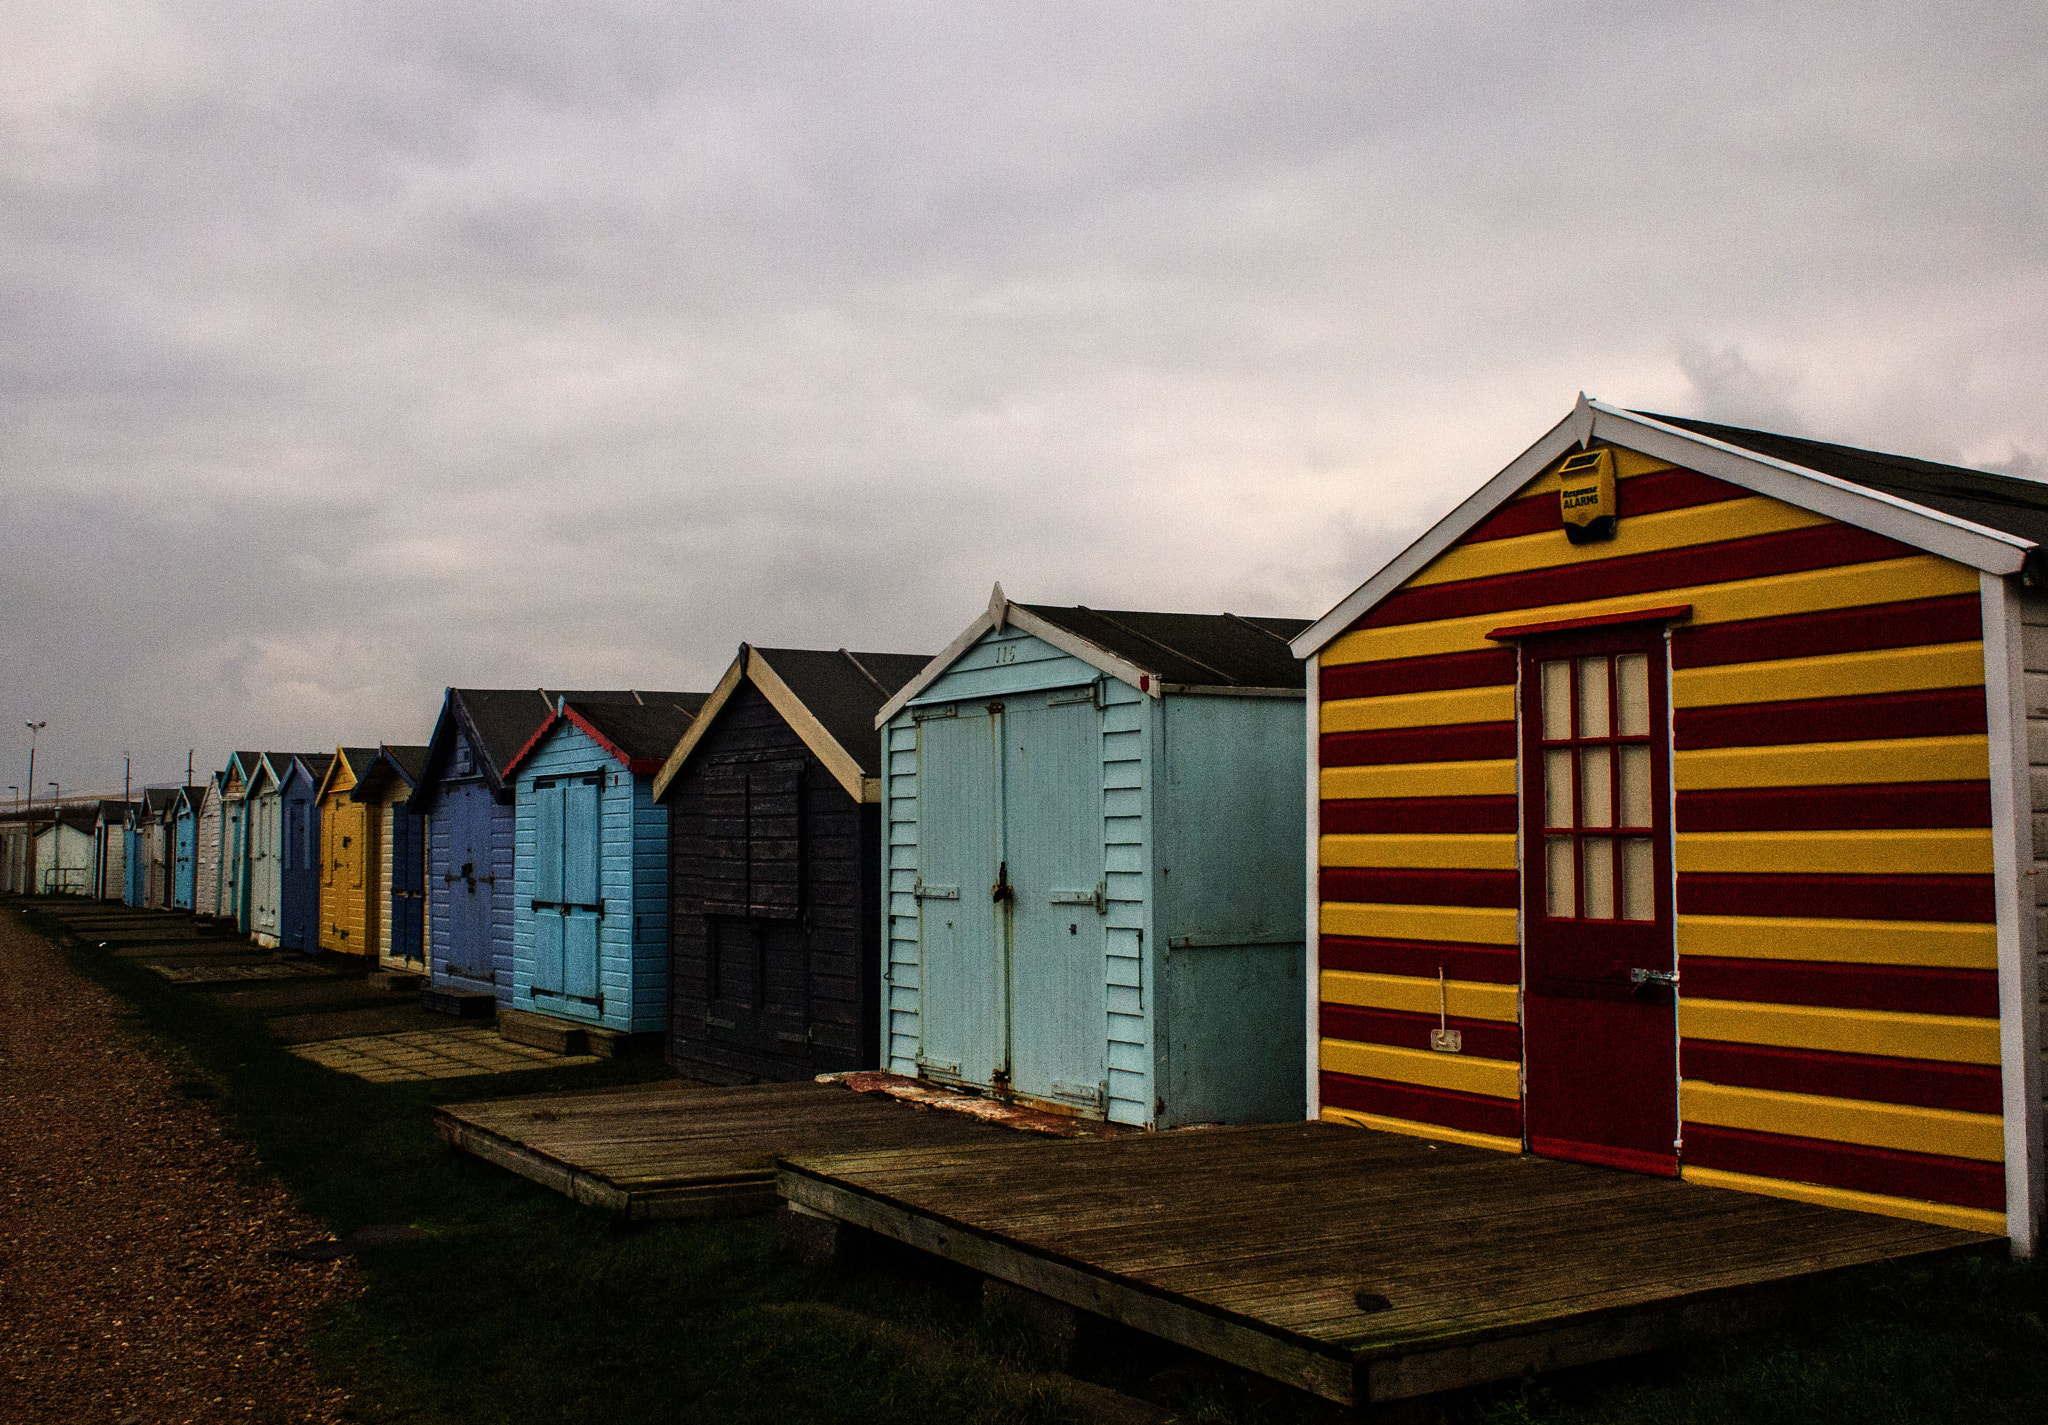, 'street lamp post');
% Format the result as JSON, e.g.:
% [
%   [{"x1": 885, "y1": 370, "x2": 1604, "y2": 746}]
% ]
[{"x1": 24, "y1": 721, "x2": 44, "y2": 824}]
